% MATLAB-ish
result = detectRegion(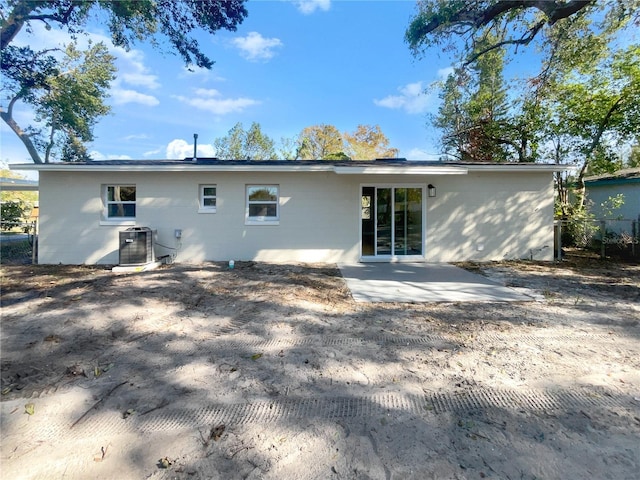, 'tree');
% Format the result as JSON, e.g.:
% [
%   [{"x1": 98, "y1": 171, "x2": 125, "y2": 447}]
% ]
[
  {"x1": 2, "y1": 42, "x2": 116, "y2": 163},
  {"x1": 434, "y1": 34, "x2": 516, "y2": 162},
  {"x1": 297, "y1": 124, "x2": 347, "y2": 160},
  {"x1": 1, "y1": 0, "x2": 248, "y2": 163},
  {"x1": 406, "y1": 1, "x2": 638, "y2": 66},
  {"x1": 1, "y1": 1, "x2": 248, "y2": 68},
  {"x1": 276, "y1": 136, "x2": 299, "y2": 160},
  {"x1": 214, "y1": 122, "x2": 276, "y2": 160},
  {"x1": 628, "y1": 143, "x2": 640, "y2": 168},
  {"x1": 549, "y1": 45, "x2": 640, "y2": 211},
  {"x1": 407, "y1": 0, "x2": 639, "y2": 218},
  {"x1": 343, "y1": 124, "x2": 399, "y2": 160}
]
